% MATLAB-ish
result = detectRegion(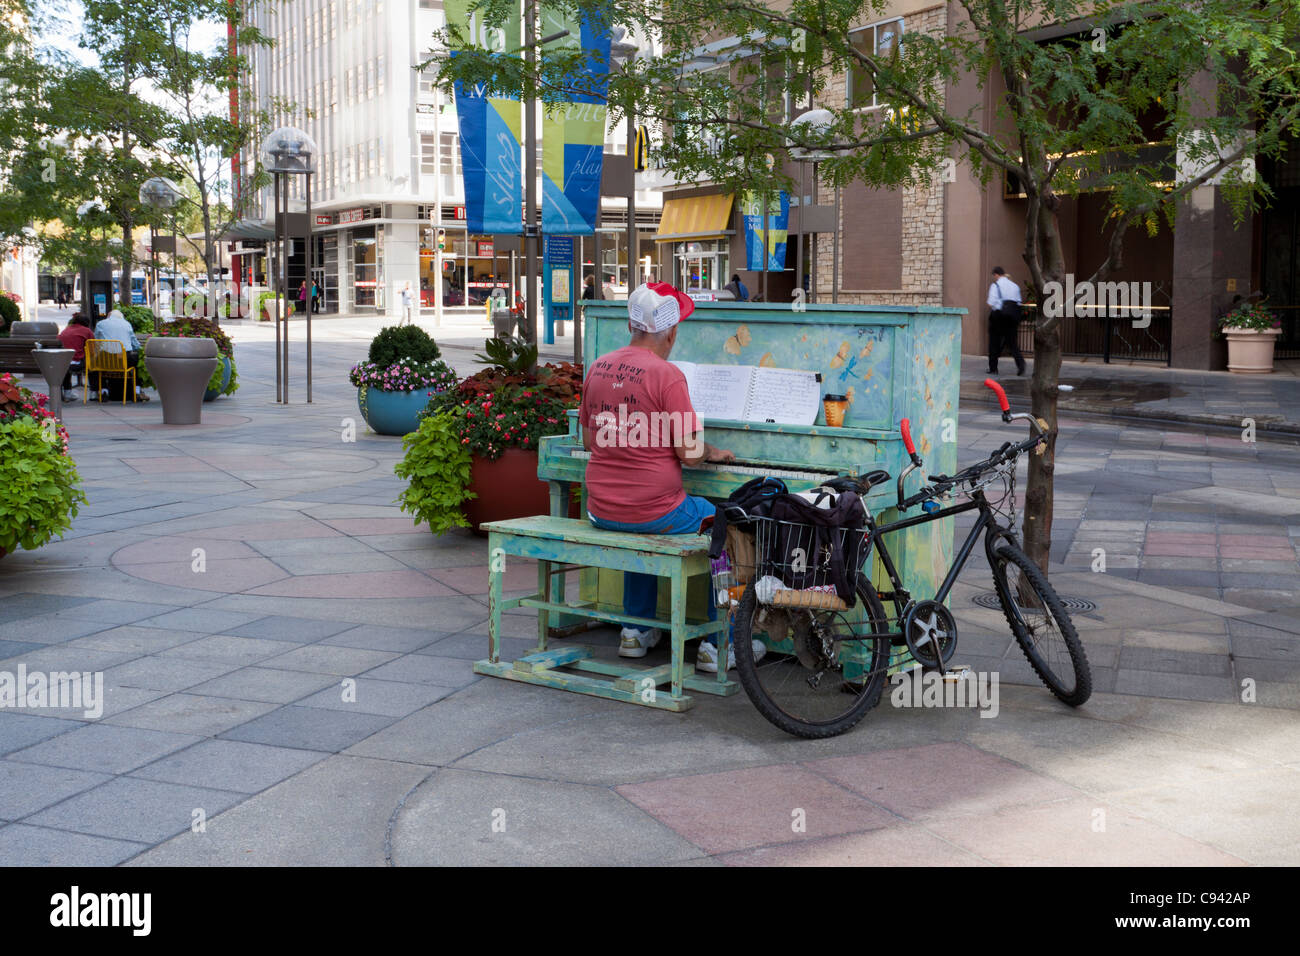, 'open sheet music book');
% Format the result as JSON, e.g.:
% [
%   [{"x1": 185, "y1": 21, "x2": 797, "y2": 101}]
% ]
[{"x1": 671, "y1": 361, "x2": 822, "y2": 426}]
